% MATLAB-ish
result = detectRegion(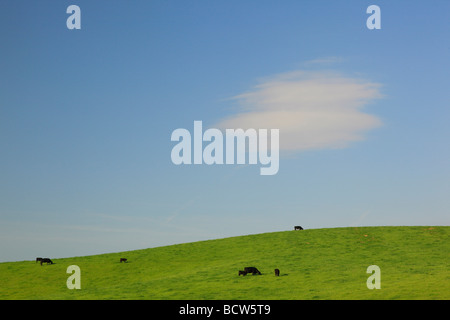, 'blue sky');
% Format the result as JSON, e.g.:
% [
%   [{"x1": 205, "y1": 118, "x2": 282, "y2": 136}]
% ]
[{"x1": 1, "y1": 1, "x2": 449, "y2": 262}]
